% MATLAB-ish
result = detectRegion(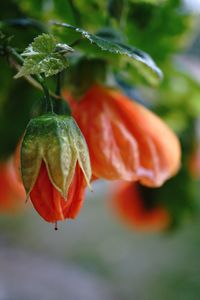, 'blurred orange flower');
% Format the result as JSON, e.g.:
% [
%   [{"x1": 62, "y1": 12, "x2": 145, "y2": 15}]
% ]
[
  {"x1": 188, "y1": 144, "x2": 200, "y2": 179},
  {"x1": 72, "y1": 84, "x2": 181, "y2": 187},
  {"x1": 0, "y1": 158, "x2": 26, "y2": 212},
  {"x1": 111, "y1": 181, "x2": 170, "y2": 231},
  {"x1": 30, "y1": 162, "x2": 86, "y2": 223}
]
